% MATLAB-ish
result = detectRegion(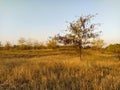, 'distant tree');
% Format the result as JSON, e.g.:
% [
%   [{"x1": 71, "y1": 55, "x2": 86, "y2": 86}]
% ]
[
  {"x1": 12, "y1": 45, "x2": 19, "y2": 50},
  {"x1": 92, "y1": 38, "x2": 104, "y2": 49},
  {"x1": 0, "y1": 41, "x2": 2, "y2": 50},
  {"x1": 4, "y1": 41, "x2": 11, "y2": 50},
  {"x1": 33, "y1": 41, "x2": 45, "y2": 49},
  {"x1": 46, "y1": 38, "x2": 58, "y2": 49},
  {"x1": 18, "y1": 37, "x2": 26, "y2": 45},
  {"x1": 33, "y1": 40, "x2": 39, "y2": 49},
  {"x1": 18, "y1": 37, "x2": 27, "y2": 50},
  {"x1": 26, "y1": 38, "x2": 33, "y2": 46},
  {"x1": 54, "y1": 15, "x2": 101, "y2": 60},
  {"x1": 25, "y1": 38, "x2": 35, "y2": 49},
  {"x1": 0, "y1": 41, "x2": 1, "y2": 46}
]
